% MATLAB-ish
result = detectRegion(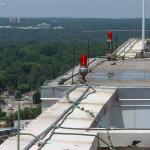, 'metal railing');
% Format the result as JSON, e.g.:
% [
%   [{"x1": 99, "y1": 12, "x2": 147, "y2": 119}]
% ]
[
  {"x1": 114, "y1": 38, "x2": 139, "y2": 57},
  {"x1": 24, "y1": 86, "x2": 91, "y2": 150}
]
